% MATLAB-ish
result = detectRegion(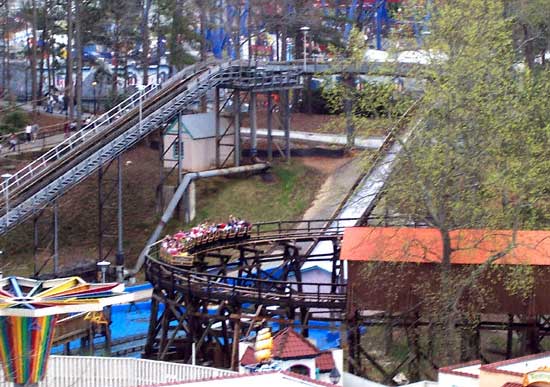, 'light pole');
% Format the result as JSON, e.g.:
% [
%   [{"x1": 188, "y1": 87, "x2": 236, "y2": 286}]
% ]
[
  {"x1": 1, "y1": 173, "x2": 12, "y2": 230},
  {"x1": 96, "y1": 260, "x2": 110, "y2": 283},
  {"x1": 137, "y1": 84, "x2": 144, "y2": 132},
  {"x1": 91, "y1": 80, "x2": 97, "y2": 115},
  {"x1": 300, "y1": 26, "x2": 310, "y2": 72}
]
